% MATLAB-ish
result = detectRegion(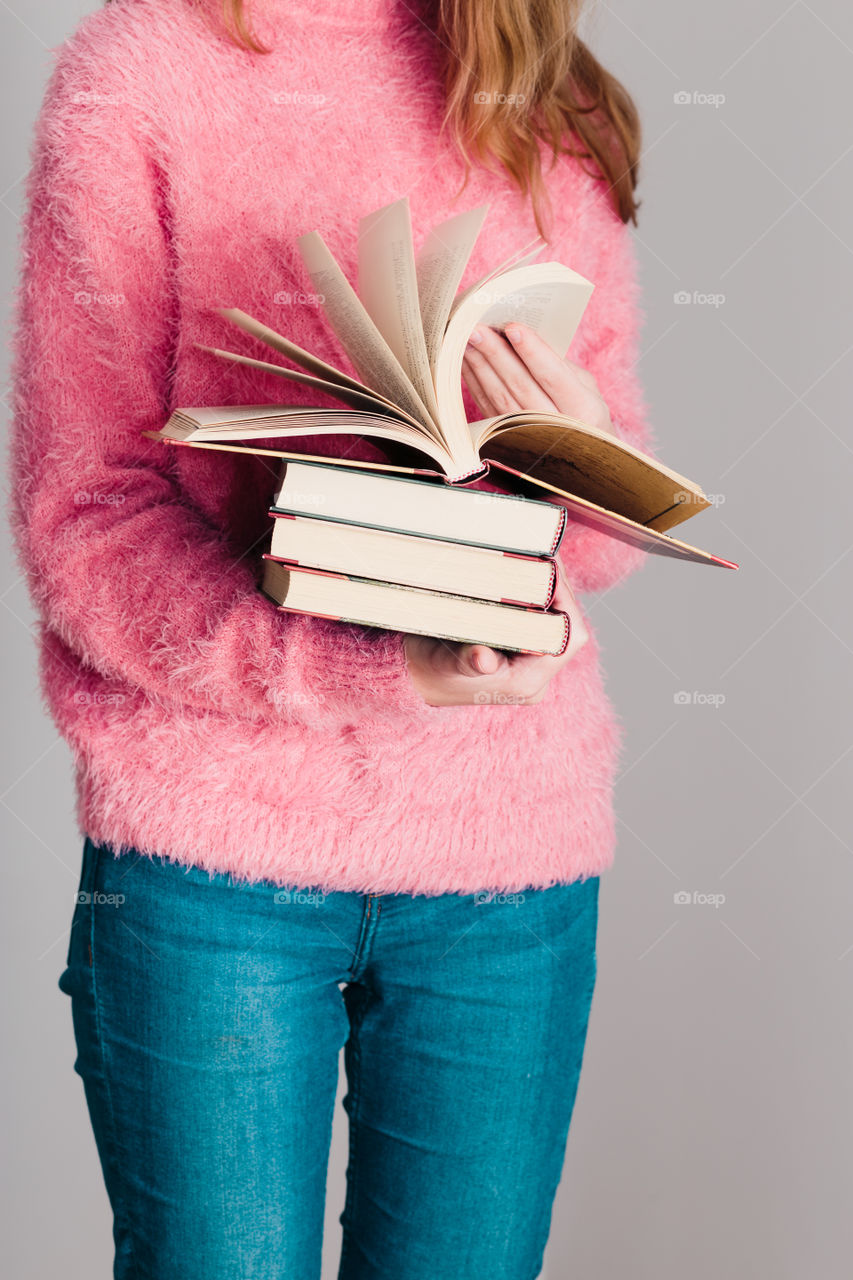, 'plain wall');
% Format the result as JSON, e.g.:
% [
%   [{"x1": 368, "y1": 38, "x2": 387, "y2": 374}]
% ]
[{"x1": 2, "y1": 2, "x2": 850, "y2": 1277}]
